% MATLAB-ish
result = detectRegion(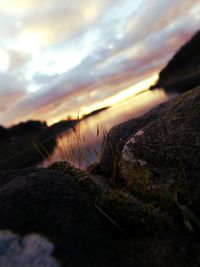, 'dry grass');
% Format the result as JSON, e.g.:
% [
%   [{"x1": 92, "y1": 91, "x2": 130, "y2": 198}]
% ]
[{"x1": 41, "y1": 117, "x2": 112, "y2": 172}]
